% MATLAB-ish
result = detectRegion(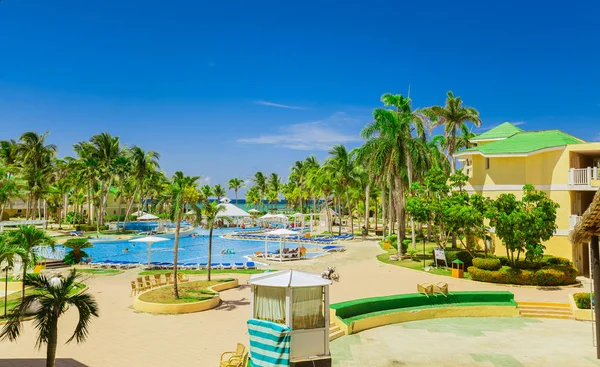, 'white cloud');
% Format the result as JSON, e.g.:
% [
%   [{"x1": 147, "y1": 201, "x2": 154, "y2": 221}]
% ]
[
  {"x1": 238, "y1": 112, "x2": 362, "y2": 150},
  {"x1": 255, "y1": 100, "x2": 305, "y2": 110},
  {"x1": 201, "y1": 176, "x2": 211, "y2": 184}
]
